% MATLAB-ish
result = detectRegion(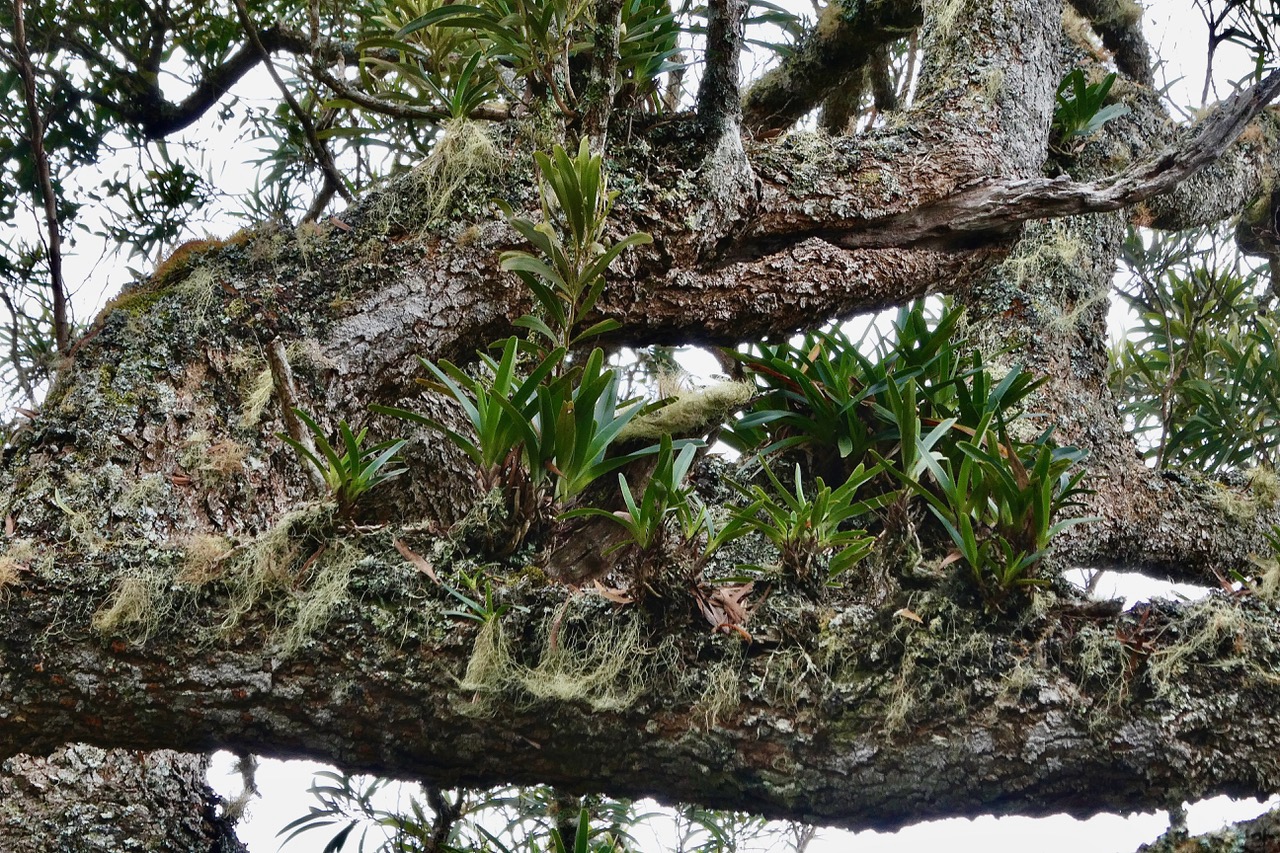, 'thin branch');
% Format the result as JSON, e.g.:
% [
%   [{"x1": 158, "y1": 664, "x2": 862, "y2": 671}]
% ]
[
  {"x1": 662, "y1": 50, "x2": 685, "y2": 113},
  {"x1": 36, "y1": 30, "x2": 133, "y2": 81},
  {"x1": 0, "y1": 291, "x2": 37, "y2": 405},
  {"x1": 899, "y1": 29, "x2": 919, "y2": 106},
  {"x1": 265, "y1": 336, "x2": 326, "y2": 493},
  {"x1": 1136, "y1": 803, "x2": 1280, "y2": 853},
  {"x1": 307, "y1": 0, "x2": 322, "y2": 57},
  {"x1": 312, "y1": 64, "x2": 509, "y2": 124},
  {"x1": 232, "y1": 0, "x2": 353, "y2": 209},
  {"x1": 141, "y1": 0, "x2": 168, "y2": 76},
  {"x1": 10, "y1": 0, "x2": 69, "y2": 356},
  {"x1": 582, "y1": 0, "x2": 623, "y2": 151}
]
